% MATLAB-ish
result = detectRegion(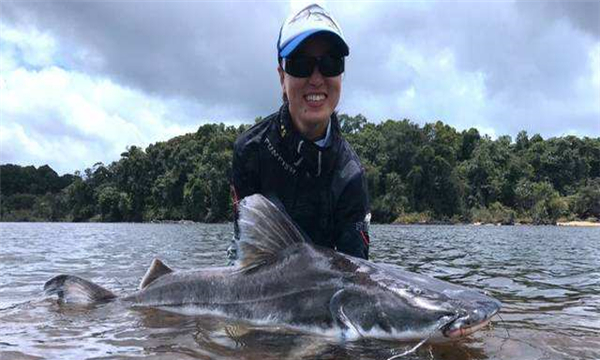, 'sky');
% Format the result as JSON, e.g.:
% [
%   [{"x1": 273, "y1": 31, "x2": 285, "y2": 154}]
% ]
[{"x1": 0, "y1": 0, "x2": 599, "y2": 175}]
